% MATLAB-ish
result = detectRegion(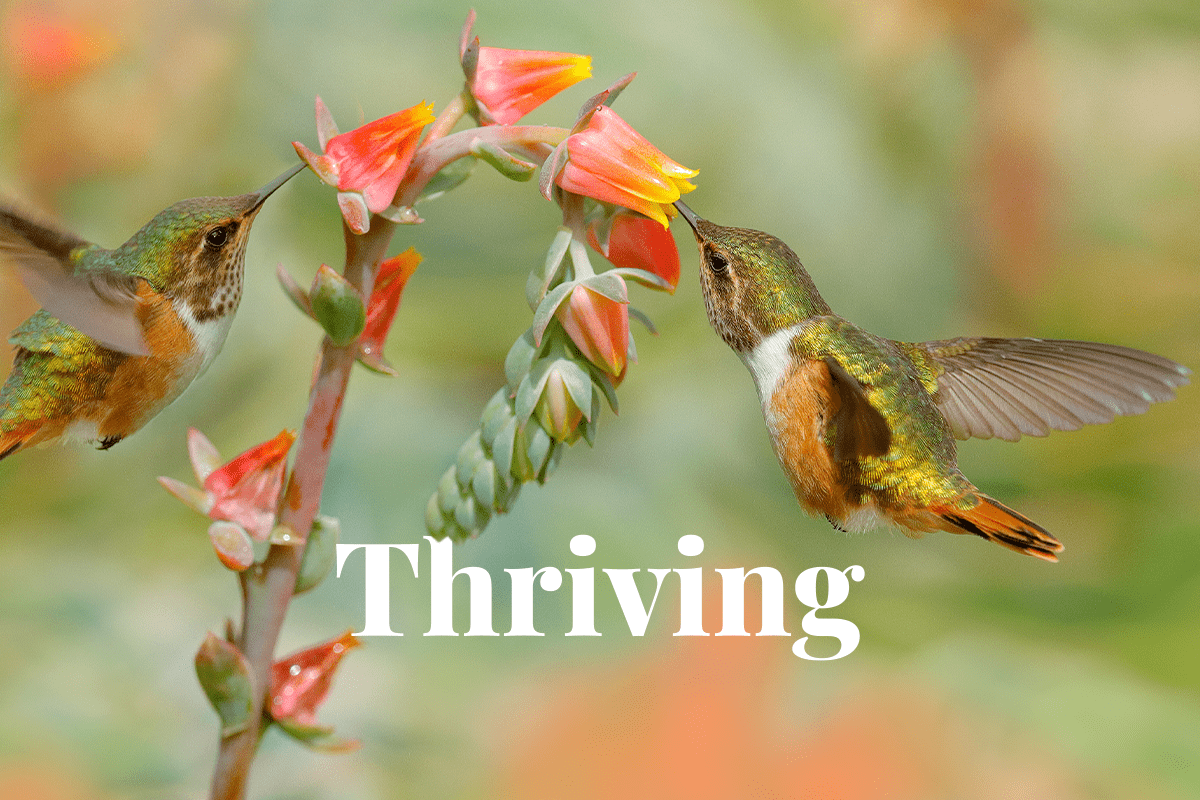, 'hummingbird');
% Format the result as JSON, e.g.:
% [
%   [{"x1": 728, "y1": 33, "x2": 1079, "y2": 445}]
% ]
[
  {"x1": 0, "y1": 163, "x2": 303, "y2": 460},
  {"x1": 674, "y1": 201, "x2": 1190, "y2": 561}
]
